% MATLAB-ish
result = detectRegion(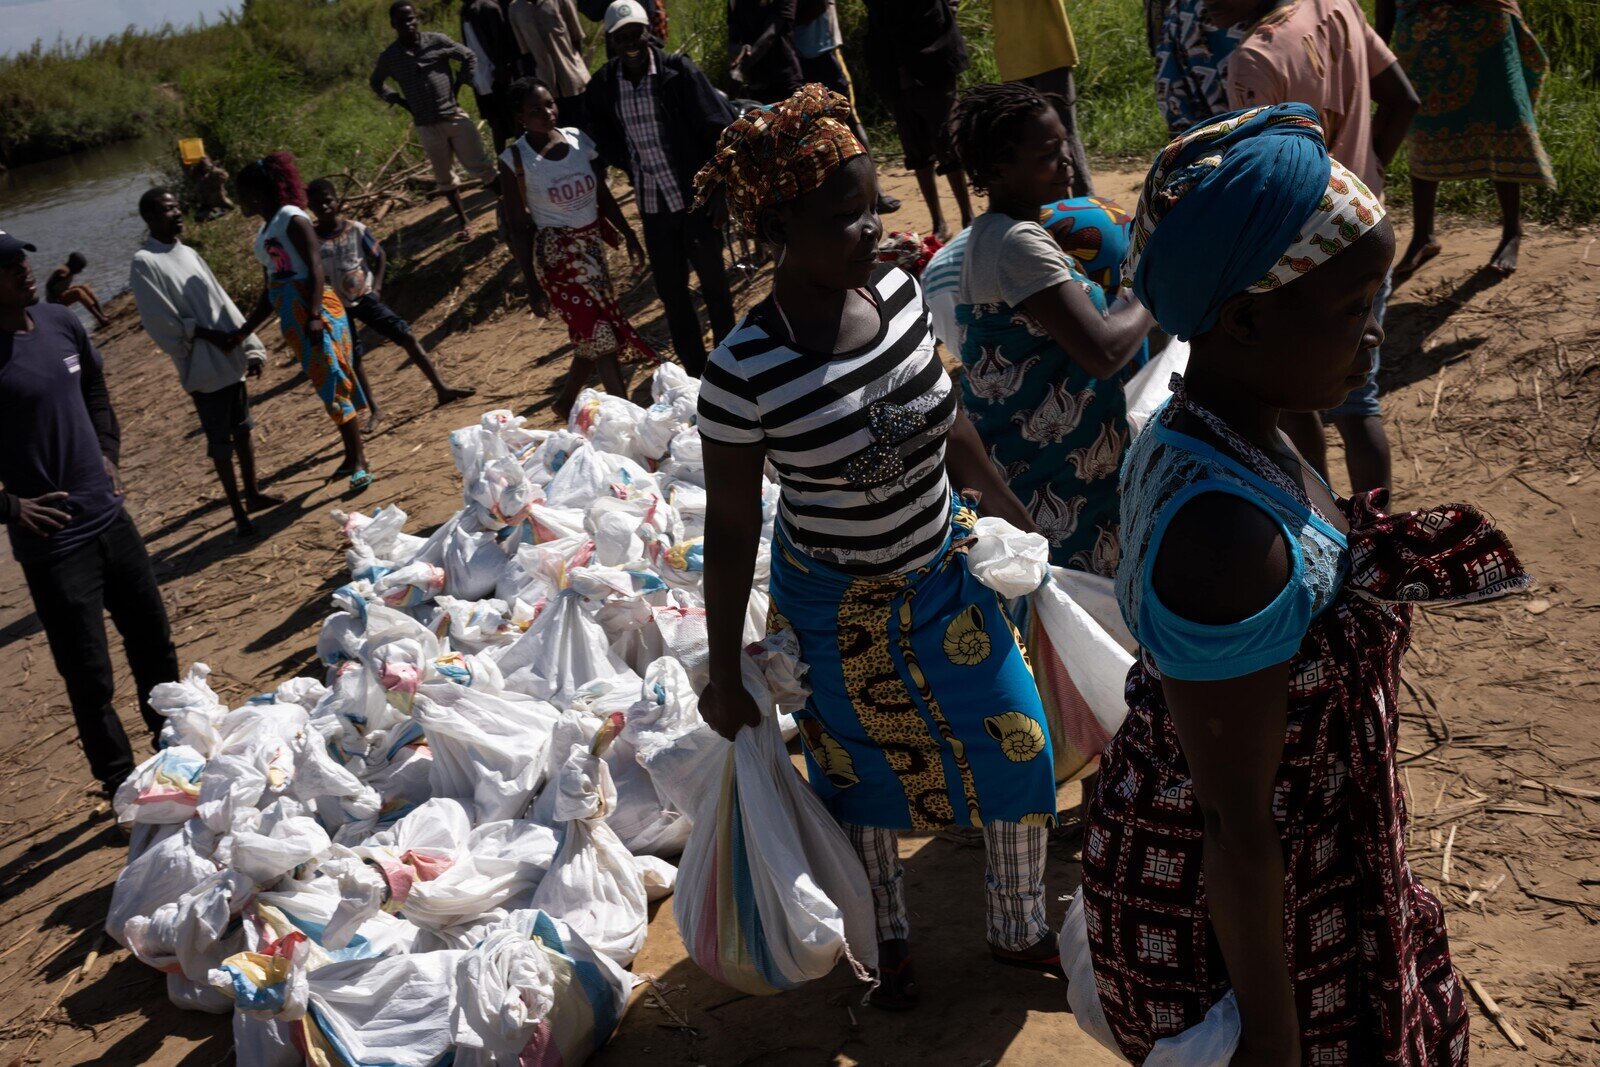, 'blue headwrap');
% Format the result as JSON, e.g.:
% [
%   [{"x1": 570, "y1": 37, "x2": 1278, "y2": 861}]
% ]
[
  {"x1": 1122, "y1": 103, "x2": 1334, "y2": 340},
  {"x1": 1038, "y1": 196, "x2": 1134, "y2": 293}
]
